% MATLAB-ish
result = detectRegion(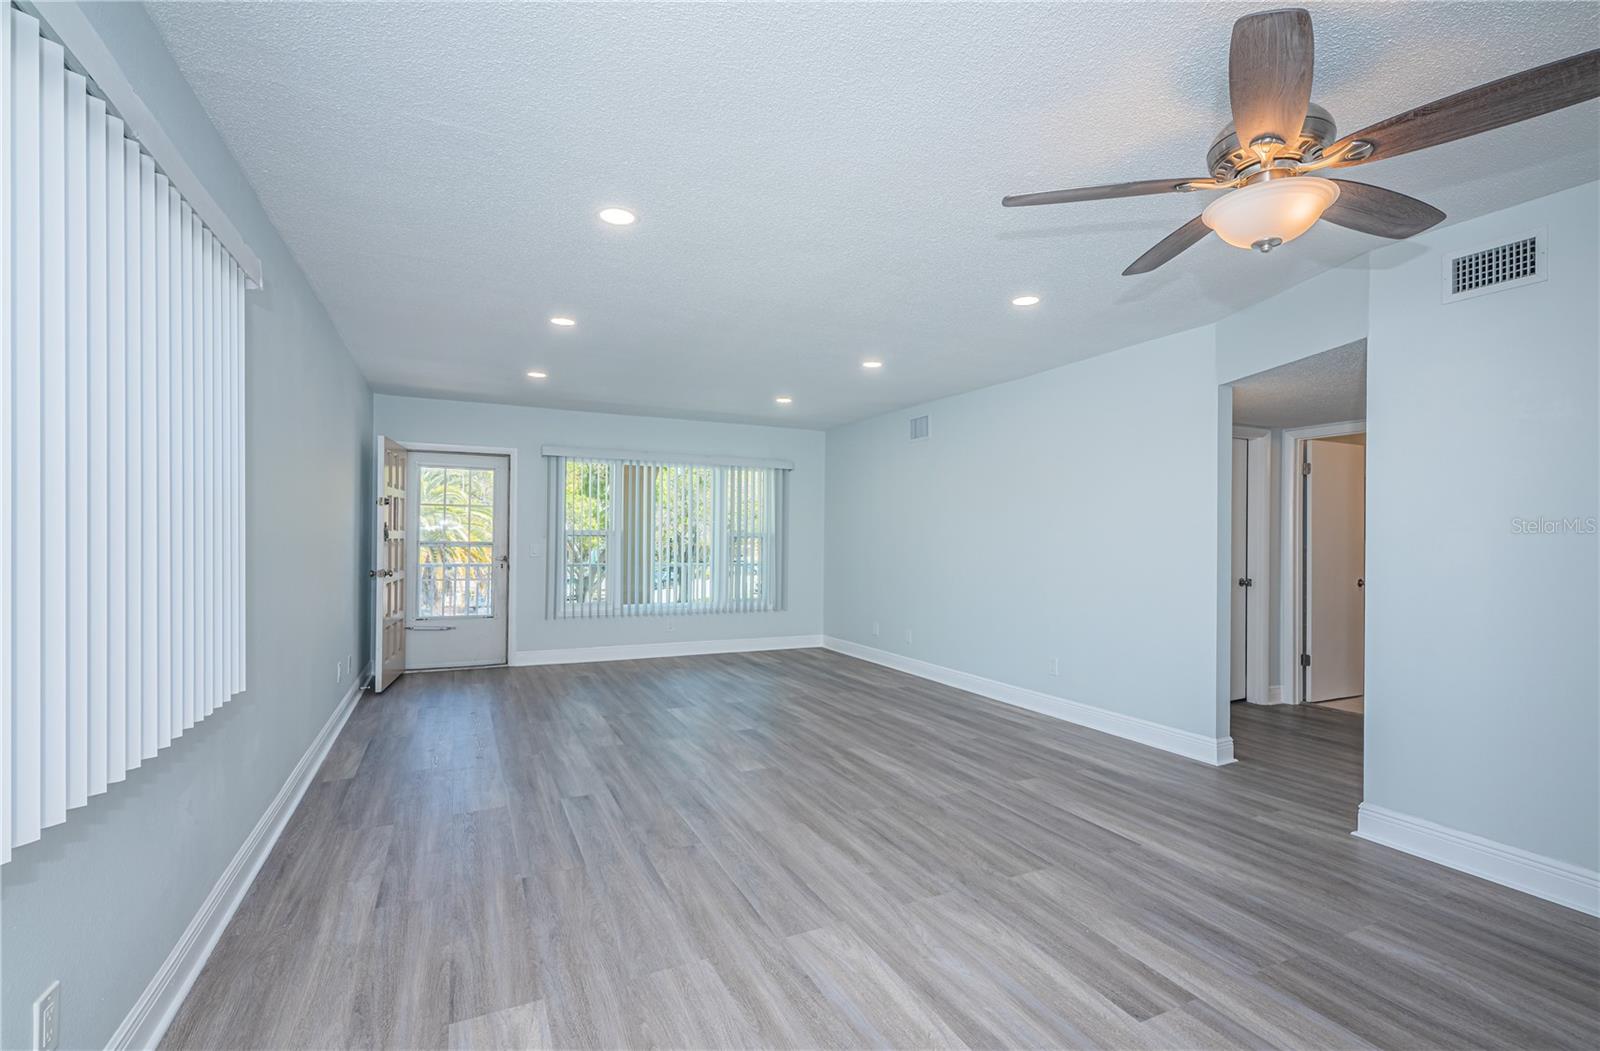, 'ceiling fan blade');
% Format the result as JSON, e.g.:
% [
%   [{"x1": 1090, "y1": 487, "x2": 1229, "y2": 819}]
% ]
[
  {"x1": 1122, "y1": 215, "x2": 1212, "y2": 276},
  {"x1": 1321, "y1": 180, "x2": 1445, "y2": 238},
  {"x1": 1002, "y1": 178, "x2": 1220, "y2": 207},
  {"x1": 1228, "y1": 8, "x2": 1315, "y2": 152},
  {"x1": 1325, "y1": 49, "x2": 1600, "y2": 167}
]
